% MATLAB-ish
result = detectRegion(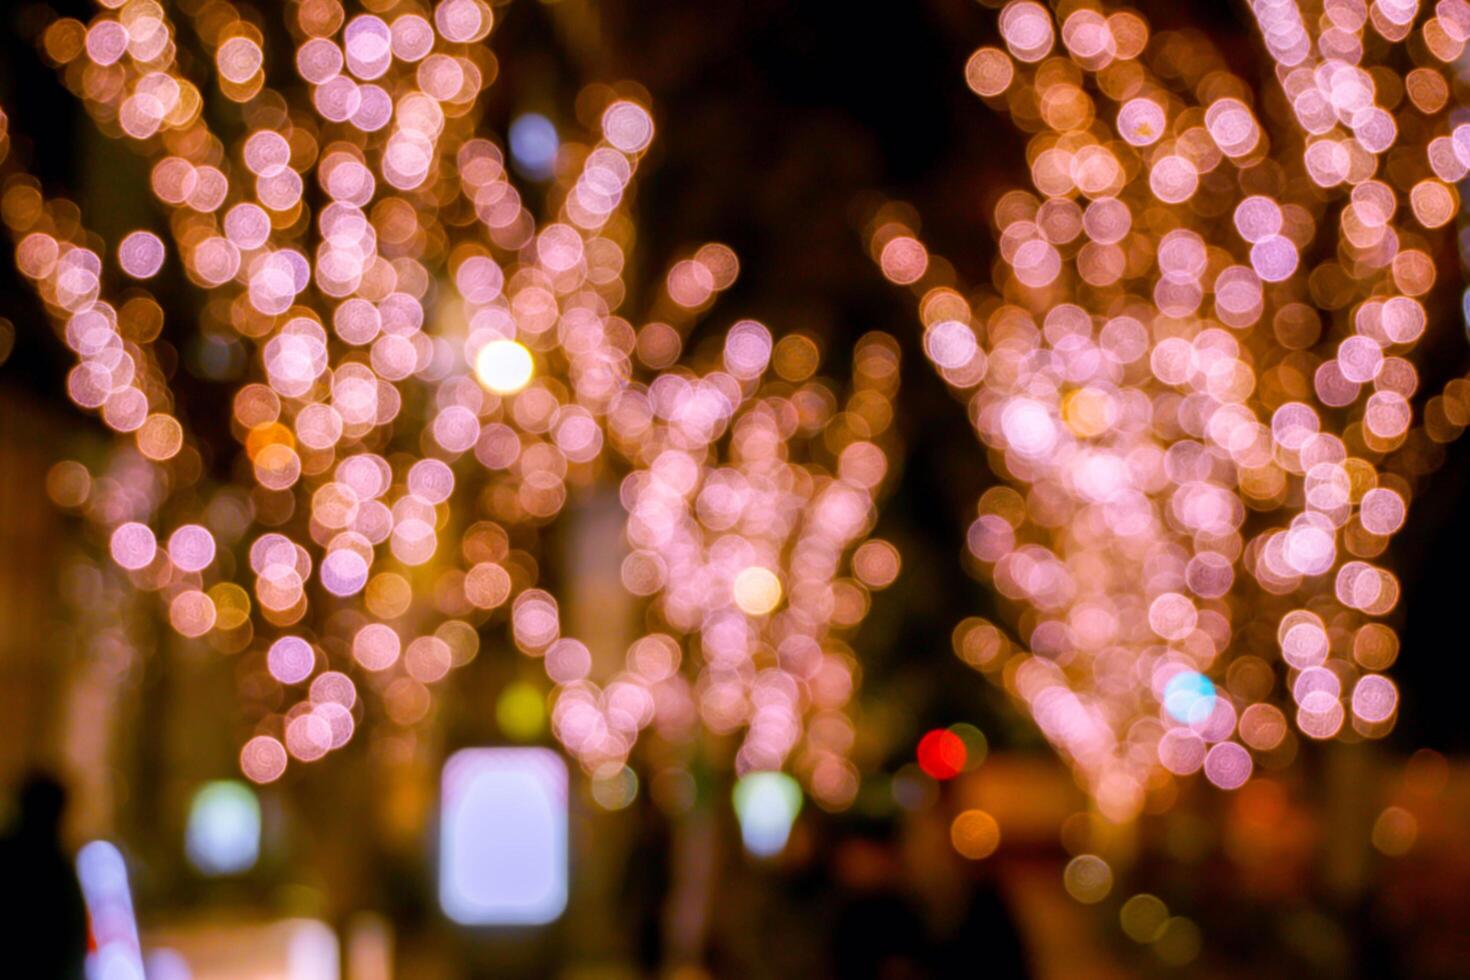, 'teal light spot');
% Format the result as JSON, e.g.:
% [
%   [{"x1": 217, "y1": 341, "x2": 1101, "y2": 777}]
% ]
[{"x1": 1163, "y1": 671, "x2": 1215, "y2": 724}]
